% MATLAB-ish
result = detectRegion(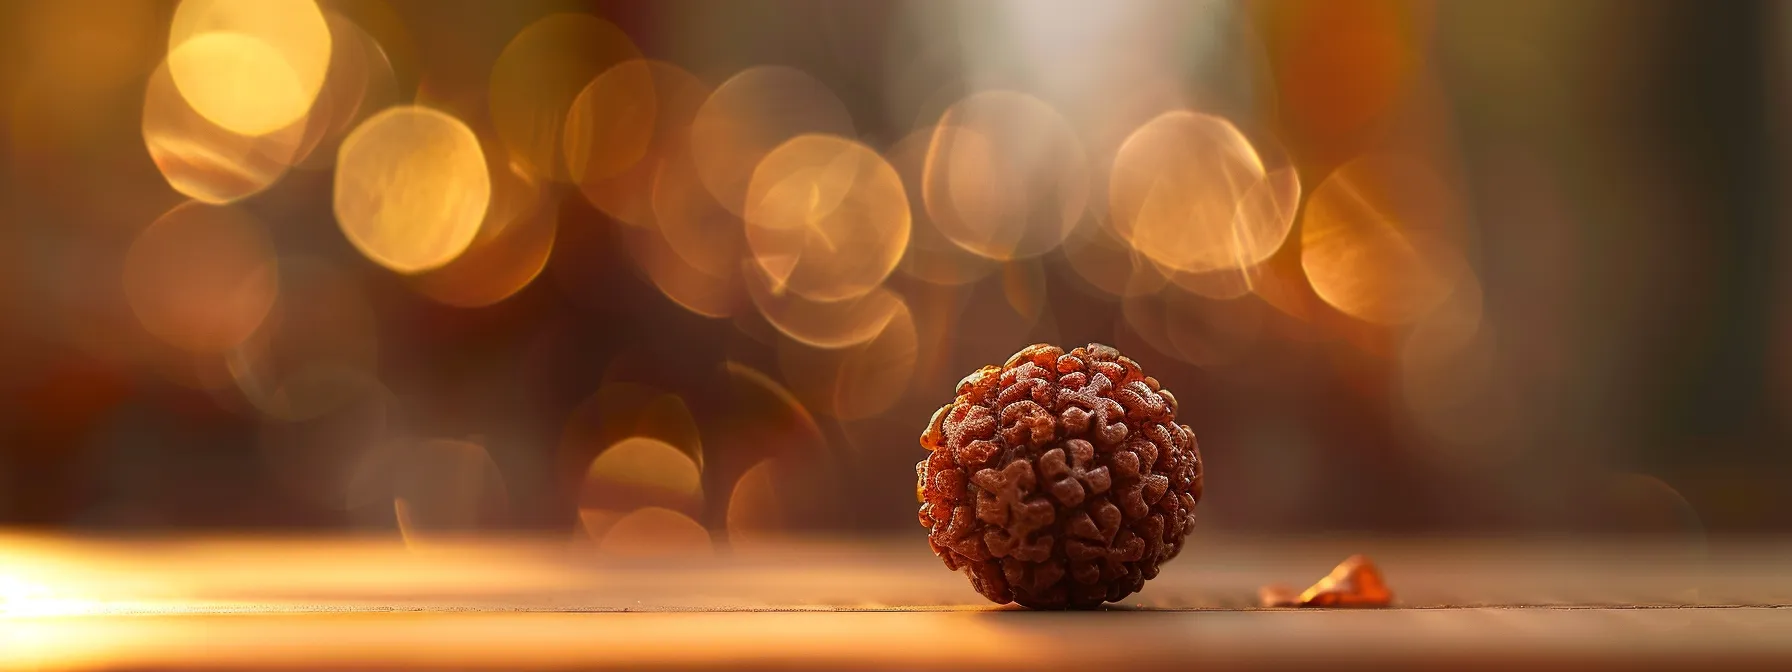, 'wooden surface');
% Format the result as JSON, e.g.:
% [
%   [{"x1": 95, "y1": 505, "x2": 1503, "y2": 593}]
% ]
[{"x1": 1, "y1": 532, "x2": 1788, "y2": 669}]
